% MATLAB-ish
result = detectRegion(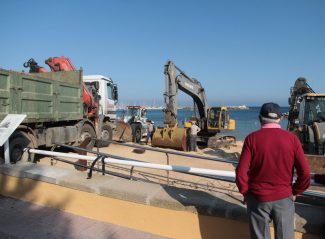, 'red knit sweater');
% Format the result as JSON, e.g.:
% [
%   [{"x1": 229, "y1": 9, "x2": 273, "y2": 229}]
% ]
[{"x1": 236, "y1": 126, "x2": 311, "y2": 202}]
